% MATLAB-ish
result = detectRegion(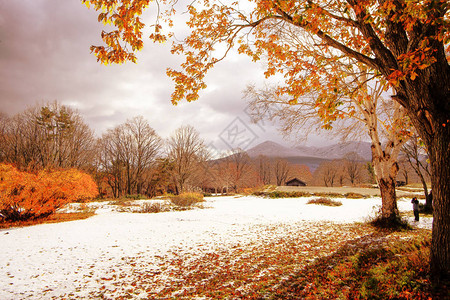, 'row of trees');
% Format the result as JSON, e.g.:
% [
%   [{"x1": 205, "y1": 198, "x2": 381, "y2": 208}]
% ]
[
  {"x1": 0, "y1": 103, "x2": 94, "y2": 170},
  {"x1": 1, "y1": 102, "x2": 430, "y2": 199},
  {"x1": 0, "y1": 103, "x2": 308, "y2": 197},
  {"x1": 314, "y1": 153, "x2": 430, "y2": 189},
  {"x1": 0, "y1": 105, "x2": 301, "y2": 197}
]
